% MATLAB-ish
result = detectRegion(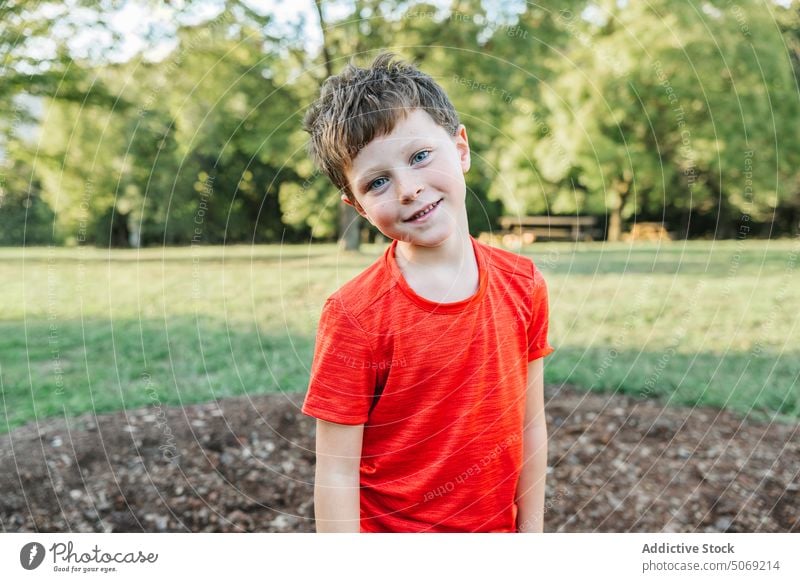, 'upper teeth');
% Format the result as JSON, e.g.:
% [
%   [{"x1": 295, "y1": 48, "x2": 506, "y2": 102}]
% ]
[{"x1": 410, "y1": 201, "x2": 438, "y2": 220}]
